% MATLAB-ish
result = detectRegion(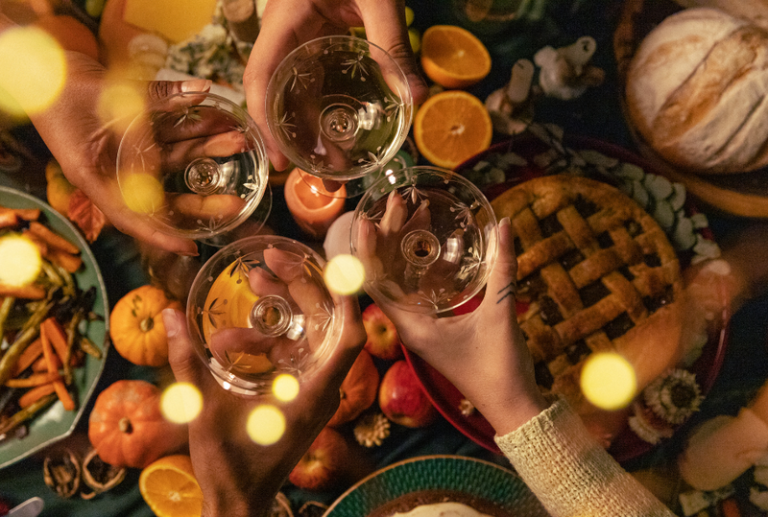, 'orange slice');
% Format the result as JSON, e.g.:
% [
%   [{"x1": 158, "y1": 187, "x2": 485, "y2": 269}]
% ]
[
  {"x1": 420, "y1": 25, "x2": 491, "y2": 89},
  {"x1": 139, "y1": 455, "x2": 204, "y2": 517},
  {"x1": 413, "y1": 90, "x2": 492, "y2": 169}
]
